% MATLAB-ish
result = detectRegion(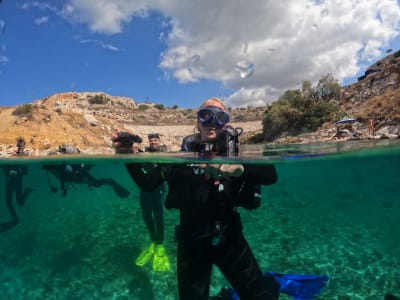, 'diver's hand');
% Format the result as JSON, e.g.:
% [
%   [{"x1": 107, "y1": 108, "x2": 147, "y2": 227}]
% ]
[
  {"x1": 199, "y1": 164, "x2": 244, "y2": 178},
  {"x1": 132, "y1": 142, "x2": 140, "y2": 154},
  {"x1": 112, "y1": 131, "x2": 142, "y2": 154}
]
